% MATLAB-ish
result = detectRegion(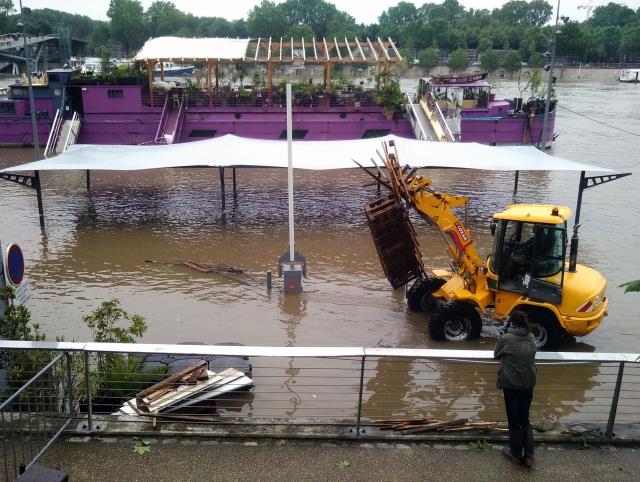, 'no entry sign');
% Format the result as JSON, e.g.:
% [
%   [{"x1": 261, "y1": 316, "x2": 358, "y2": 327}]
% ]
[{"x1": 6, "y1": 243, "x2": 25, "y2": 286}]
